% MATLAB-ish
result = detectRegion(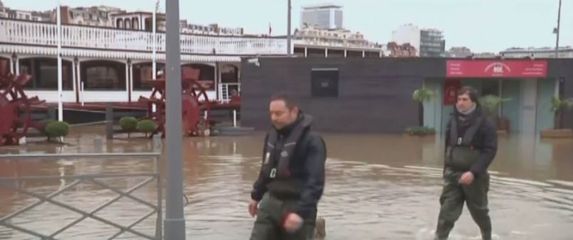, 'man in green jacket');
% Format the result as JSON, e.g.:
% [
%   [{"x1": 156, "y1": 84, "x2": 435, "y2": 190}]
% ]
[
  {"x1": 248, "y1": 93, "x2": 327, "y2": 240},
  {"x1": 435, "y1": 86, "x2": 498, "y2": 240}
]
